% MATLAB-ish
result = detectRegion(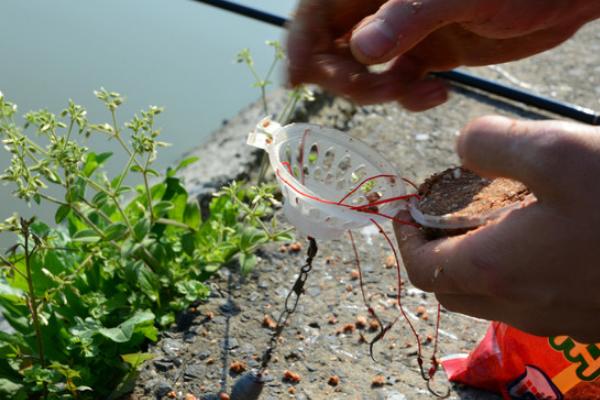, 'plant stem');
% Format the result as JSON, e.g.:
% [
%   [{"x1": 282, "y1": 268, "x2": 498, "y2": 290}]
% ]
[
  {"x1": 64, "y1": 119, "x2": 74, "y2": 150},
  {"x1": 22, "y1": 224, "x2": 46, "y2": 370},
  {"x1": 113, "y1": 148, "x2": 137, "y2": 192},
  {"x1": 80, "y1": 198, "x2": 112, "y2": 223},
  {"x1": 156, "y1": 218, "x2": 195, "y2": 231},
  {"x1": 229, "y1": 191, "x2": 271, "y2": 235},
  {"x1": 39, "y1": 194, "x2": 109, "y2": 242},
  {"x1": 142, "y1": 154, "x2": 154, "y2": 224},
  {"x1": 0, "y1": 254, "x2": 27, "y2": 280}
]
